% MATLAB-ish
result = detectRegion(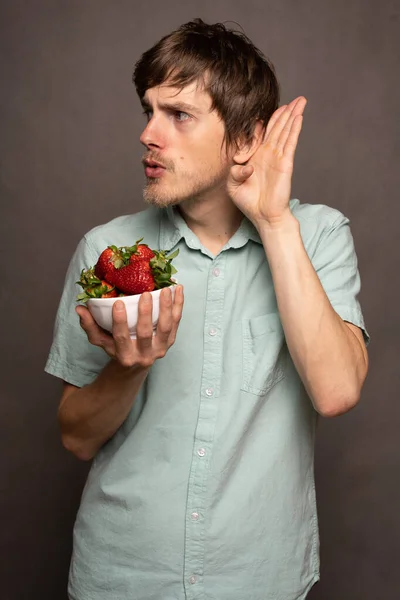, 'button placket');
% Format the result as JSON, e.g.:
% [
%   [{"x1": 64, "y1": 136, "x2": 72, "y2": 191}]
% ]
[{"x1": 183, "y1": 256, "x2": 226, "y2": 598}]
